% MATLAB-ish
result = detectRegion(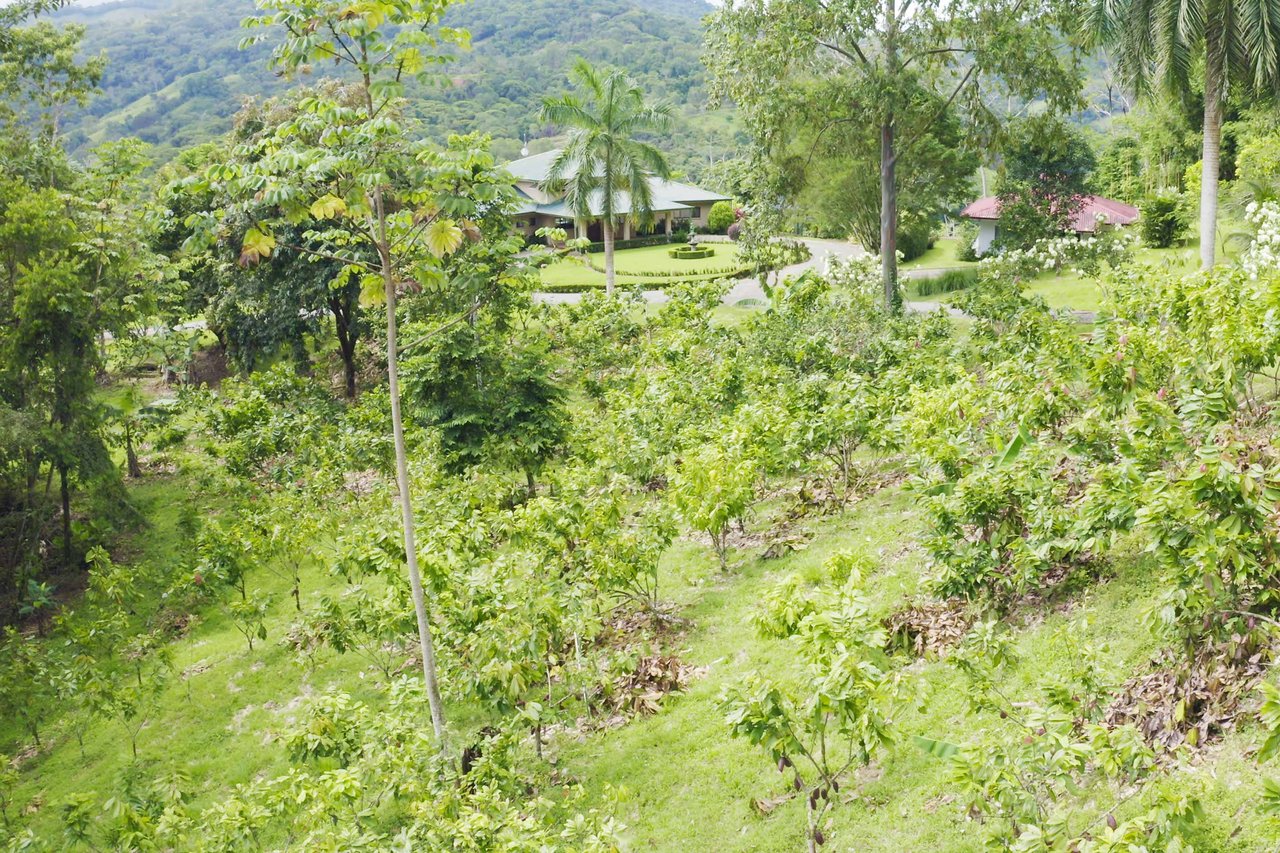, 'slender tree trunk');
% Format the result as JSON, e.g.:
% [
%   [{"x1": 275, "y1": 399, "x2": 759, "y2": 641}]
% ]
[
  {"x1": 880, "y1": 117, "x2": 900, "y2": 313},
  {"x1": 330, "y1": 294, "x2": 358, "y2": 399},
  {"x1": 603, "y1": 217, "x2": 616, "y2": 296},
  {"x1": 58, "y1": 465, "x2": 71, "y2": 566},
  {"x1": 1199, "y1": 42, "x2": 1224, "y2": 270},
  {"x1": 375, "y1": 189, "x2": 447, "y2": 743},
  {"x1": 125, "y1": 426, "x2": 142, "y2": 479}
]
